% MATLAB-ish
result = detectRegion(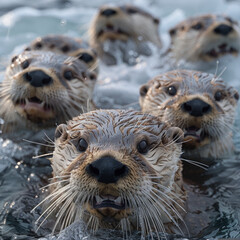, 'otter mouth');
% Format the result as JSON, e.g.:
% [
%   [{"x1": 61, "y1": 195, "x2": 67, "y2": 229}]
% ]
[
  {"x1": 183, "y1": 126, "x2": 207, "y2": 142},
  {"x1": 97, "y1": 24, "x2": 130, "y2": 38},
  {"x1": 93, "y1": 195, "x2": 125, "y2": 210},
  {"x1": 205, "y1": 43, "x2": 238, "y2": 58},
  {"x1": 15, "y1": 97, "x2": 55, "y2": 119}
]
